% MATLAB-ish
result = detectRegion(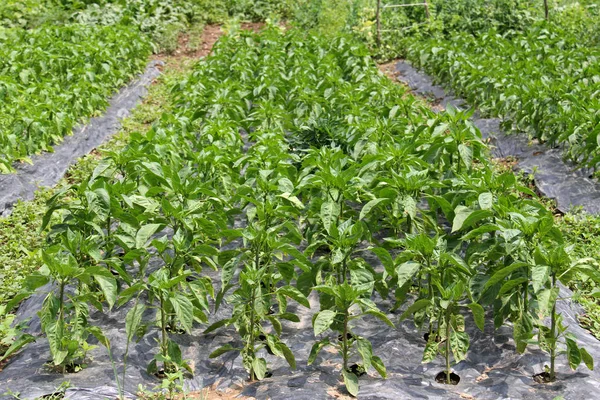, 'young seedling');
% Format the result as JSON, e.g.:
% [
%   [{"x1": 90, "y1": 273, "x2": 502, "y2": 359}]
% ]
[
  {"x1": 310, "y1": 281, "x2": 393, "y2": 397},
  {"x1": 531, "y1": 244, "x2": 596, "y2": 382}
]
